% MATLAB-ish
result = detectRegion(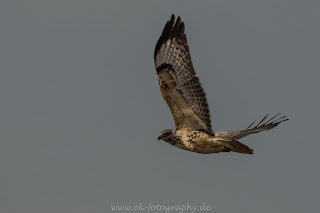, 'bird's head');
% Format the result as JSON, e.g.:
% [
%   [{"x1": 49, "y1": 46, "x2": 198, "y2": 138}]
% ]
[{"x1": 158, "y1": 129, "x2": 177, "y2": 144}]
